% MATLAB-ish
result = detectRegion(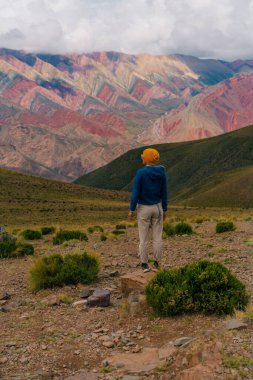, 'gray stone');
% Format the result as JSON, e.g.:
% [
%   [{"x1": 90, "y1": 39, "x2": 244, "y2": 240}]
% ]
[
  {"x1": 32, "y1": 370, "x2": 53, "y2": 379},
  {"x1": 87, "y1": 289, "x2": 110, "y2": 307},
  {"x1": 226, "y1": 319, "x2": 248, "y2": 330},
  {"x1": 174, "y1": 337, "x2": 196, "y2": 347},
  {"x1": 0, "y1": 292, "x2": 11, "y2": 300},
  {"x1": 110, "y1": 270, "x2": 120, "y2": 277},
  {"x1": 102, "y1": 360, "x2": 109, "y2": 367},
  {"x1": 80, "y1": 289, "x2": 92, "y2": 299}
]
